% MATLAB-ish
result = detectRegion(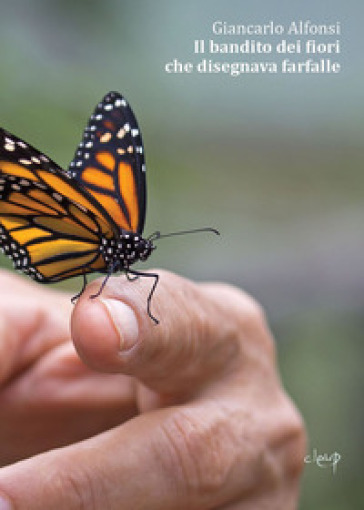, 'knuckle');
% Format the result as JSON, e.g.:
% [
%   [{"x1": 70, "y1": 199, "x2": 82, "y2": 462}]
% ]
[
  {"x1": 207, "y1": 283, "x2": 276, "y2": 361},
  {"x1": 241, "y1": 300, "x2": 276, "y2": 359},
  {"x1": 201, "y1": 282, "x2": 268, "y2": 335},
  {"x1": 282, "y1": 404, "x2": 307, "y2": 478},
  {"x1": 267, "y1": 396, "x2": 307, "y2": 482},
  {"x1": 159, "y1": 407, "x2": 238, "y2": 498},
  {"x1": 230, "y1": 288, "x2": 267, "y2": 335}
]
